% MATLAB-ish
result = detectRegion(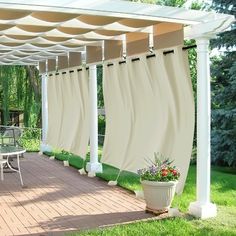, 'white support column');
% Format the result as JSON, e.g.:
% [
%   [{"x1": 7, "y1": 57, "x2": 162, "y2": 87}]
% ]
[
  {"x1": 40, "y1": 73, "x2": 51, "y2": 152},
  {"x1": 86, "y1": 65, "x2": 103, "y2": 175},
  {"x1": 189, "y1": 37, "x2": 217, "y2": 219}
]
